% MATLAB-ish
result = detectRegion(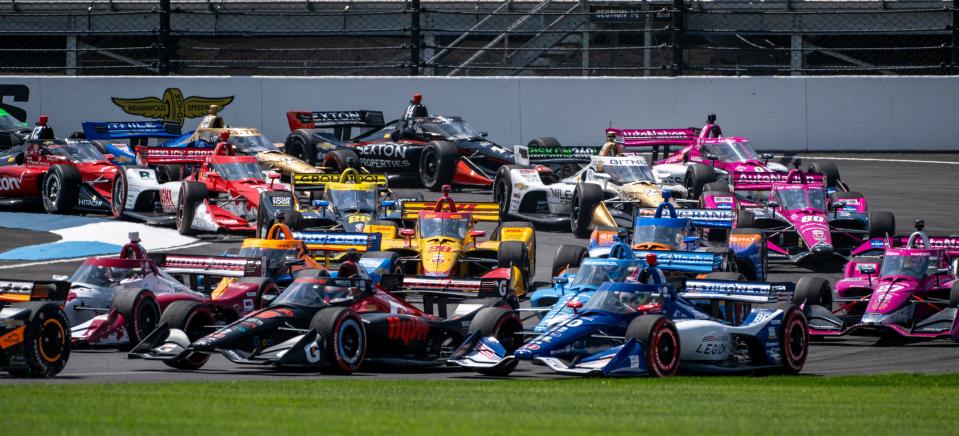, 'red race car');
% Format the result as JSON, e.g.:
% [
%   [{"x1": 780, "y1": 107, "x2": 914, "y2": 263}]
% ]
[{"x1": 131, "y1": 134, "x2": 294, "y2": 235}]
